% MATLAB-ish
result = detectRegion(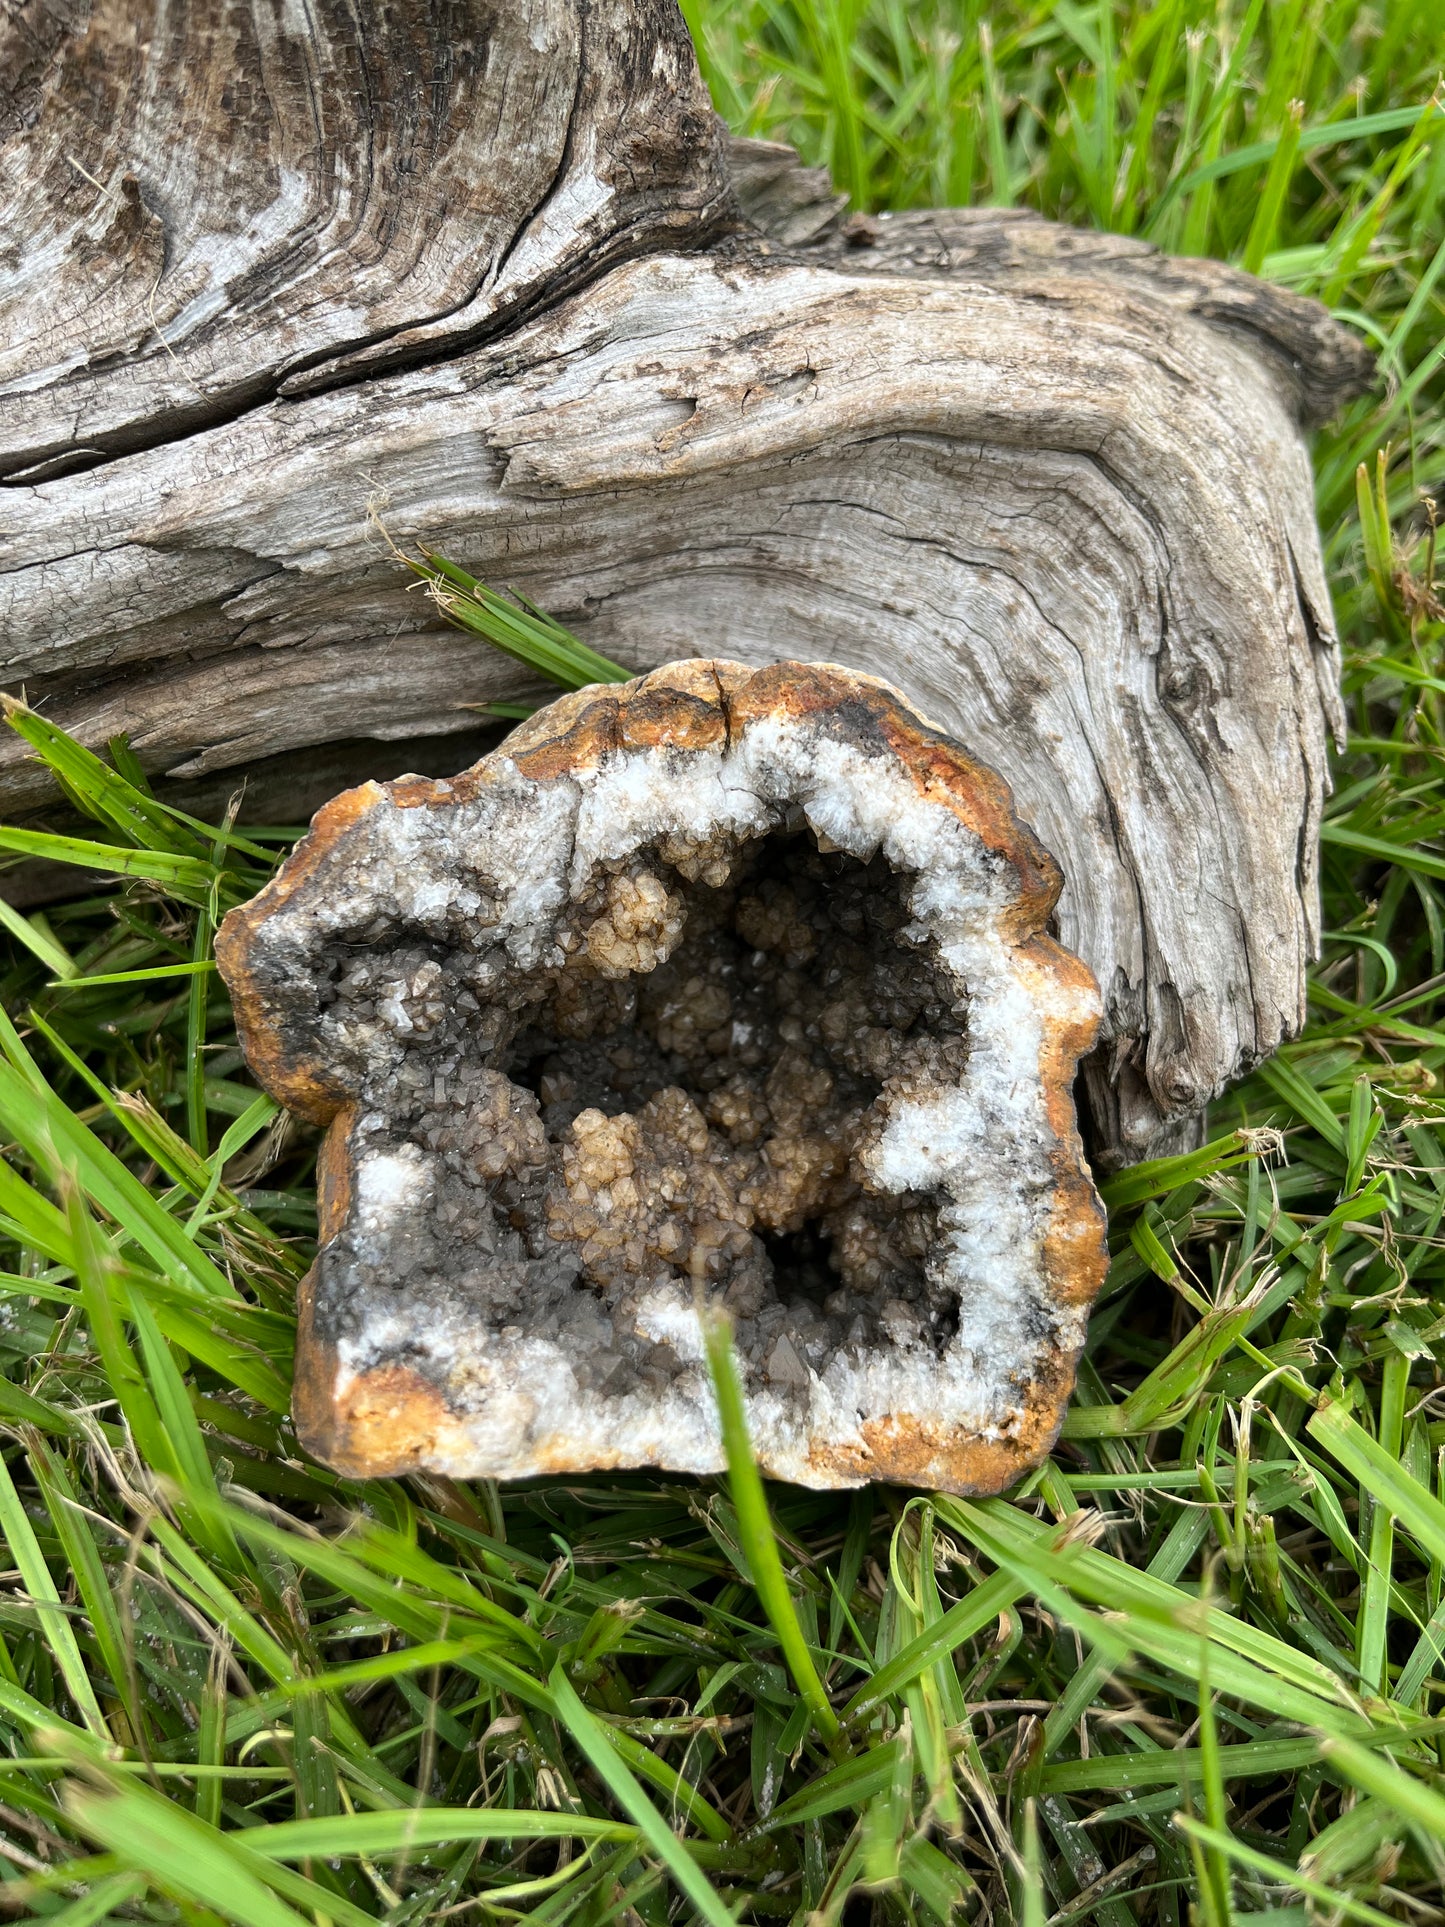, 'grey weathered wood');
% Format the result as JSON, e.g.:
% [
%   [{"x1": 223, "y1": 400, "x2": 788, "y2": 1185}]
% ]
[
  {"x1": 0, "y1": 0, "x2": 730, "y2": 482},
  {"x1": 0, "y1": 5, "x2": 1372, "y2": 1163}
]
